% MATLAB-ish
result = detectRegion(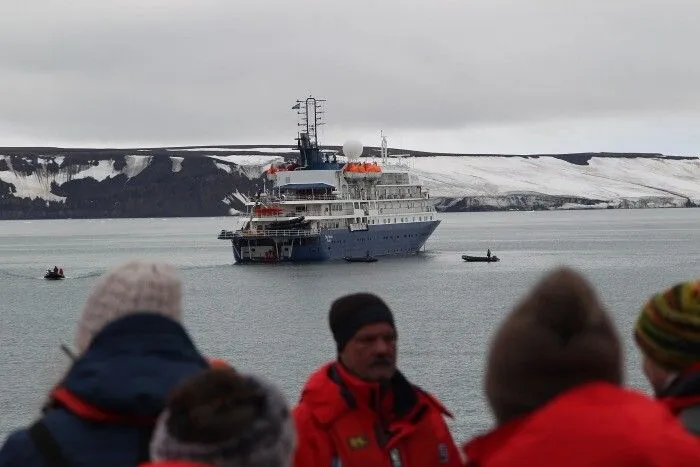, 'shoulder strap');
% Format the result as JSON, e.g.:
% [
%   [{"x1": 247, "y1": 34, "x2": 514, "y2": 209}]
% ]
[
  {"x1": 28, "y1": 420, "x2": 73, "y2": 467},
  {"x1": 328, "y1": 364, "x2": 357, "y2": 409}
]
